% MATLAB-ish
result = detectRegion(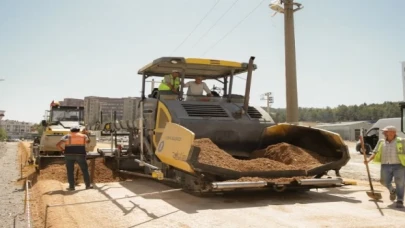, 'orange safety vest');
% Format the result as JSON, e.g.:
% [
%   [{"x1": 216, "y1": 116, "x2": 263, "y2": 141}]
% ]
[{"x1": 64, "y1": 133, "x2": 88, "y2": 155}]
